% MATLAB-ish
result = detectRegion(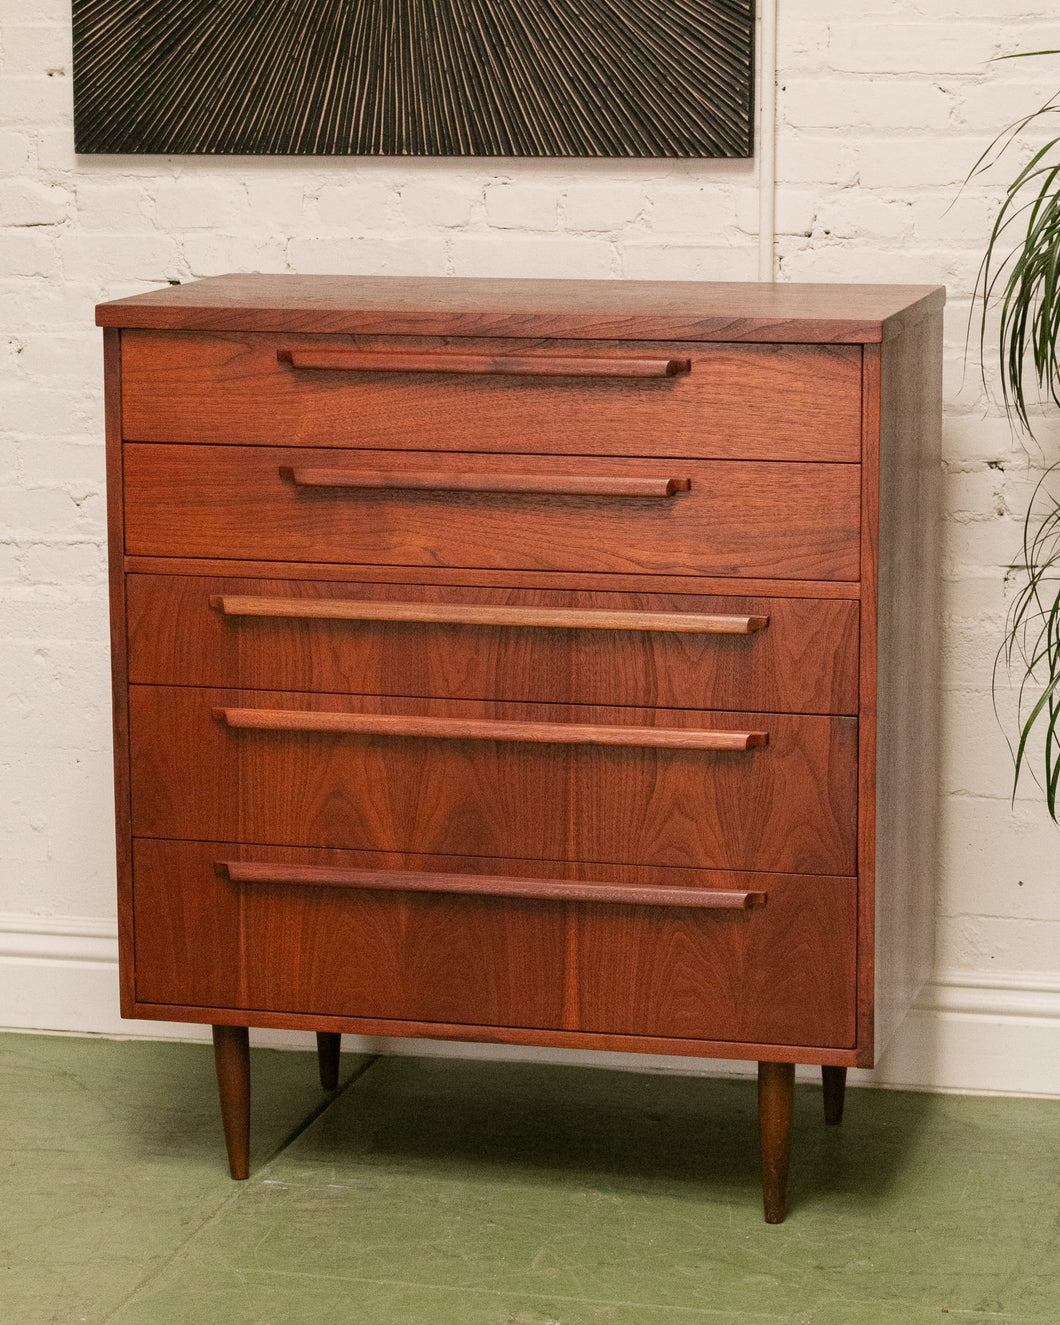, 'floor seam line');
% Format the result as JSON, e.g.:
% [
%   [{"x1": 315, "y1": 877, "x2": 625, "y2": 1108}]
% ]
[
  {"x1": 257, "y1": 1052, "x2": 381, "y2": 1168},
  {"x1": 97, "y1": 1053, "x2": 382, "y2": 1322}
]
